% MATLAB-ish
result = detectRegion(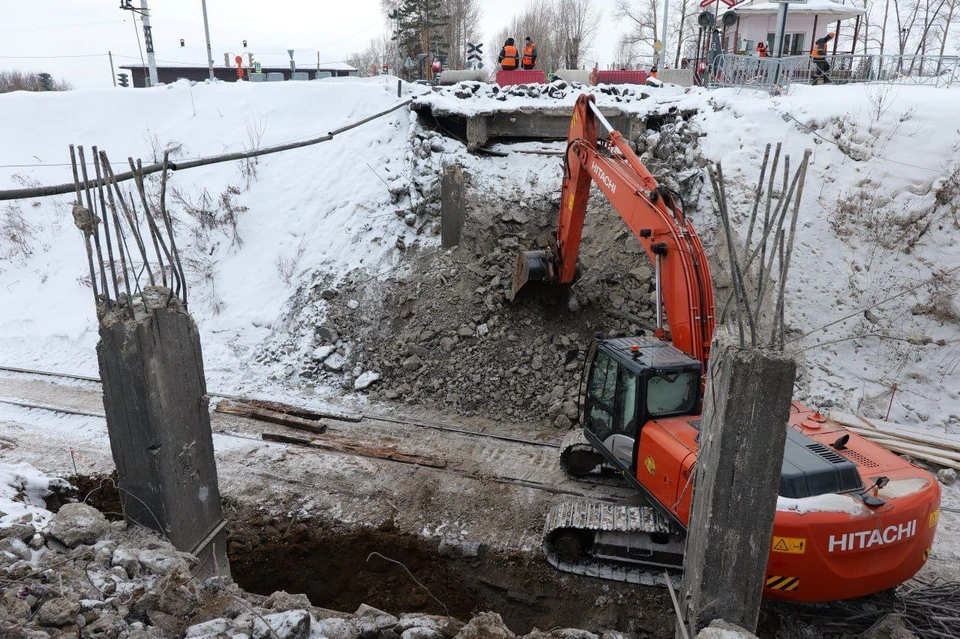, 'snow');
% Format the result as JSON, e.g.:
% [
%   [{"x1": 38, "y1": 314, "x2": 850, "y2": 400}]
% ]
[
  {"x1": 0, "y1": 78, "x2": 958, "y2": 442},
  {"x1": 0, "y1": 77, "x2": 418, "y2": 395},
  {"x1": 0, "y1": 461, "x2": 61, "y2": 529},
  {"x1": 735, "y1": 0, "x2": 867, "y2": 19},
  {"x1": 777, "y1": 492, "x2": 863, "y2": 515}
]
